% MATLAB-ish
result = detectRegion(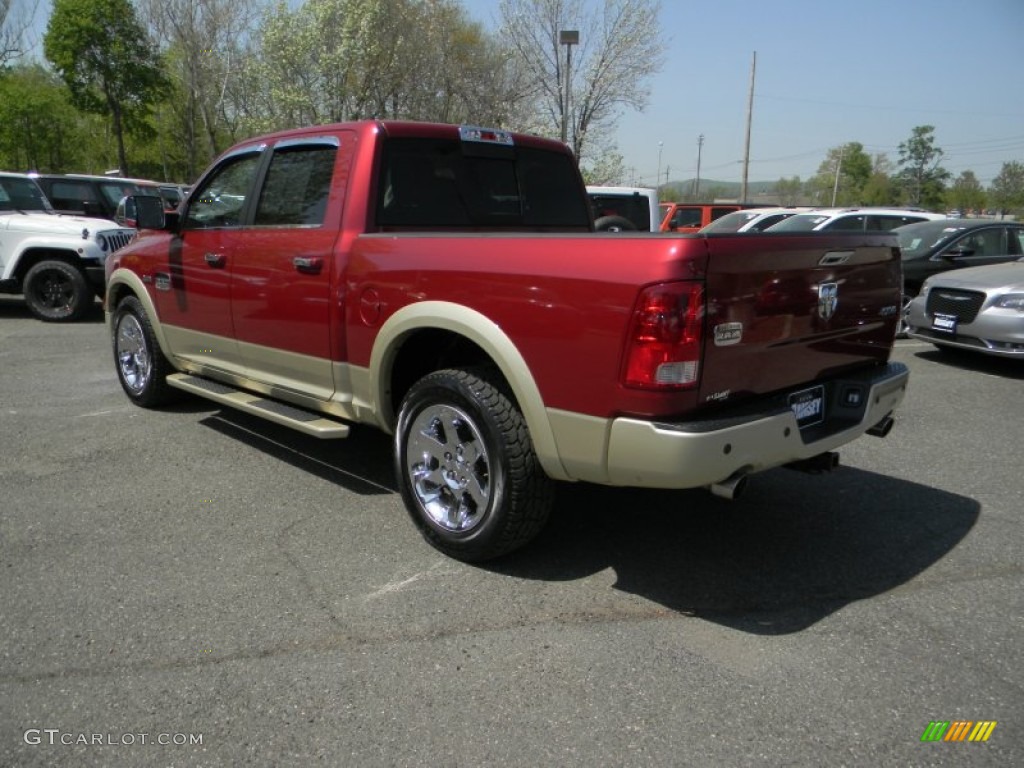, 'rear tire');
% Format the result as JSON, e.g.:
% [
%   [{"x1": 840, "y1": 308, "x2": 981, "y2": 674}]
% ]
[
  {"x1": 22, "y1": 260, "x2": 92, "y2": 322},
  {"x1": 395, "y1": 368, "x2": 553, "y2": 561},
  {"x1": 112, "y1": 296, "x2": 179, "y2": 407}
]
